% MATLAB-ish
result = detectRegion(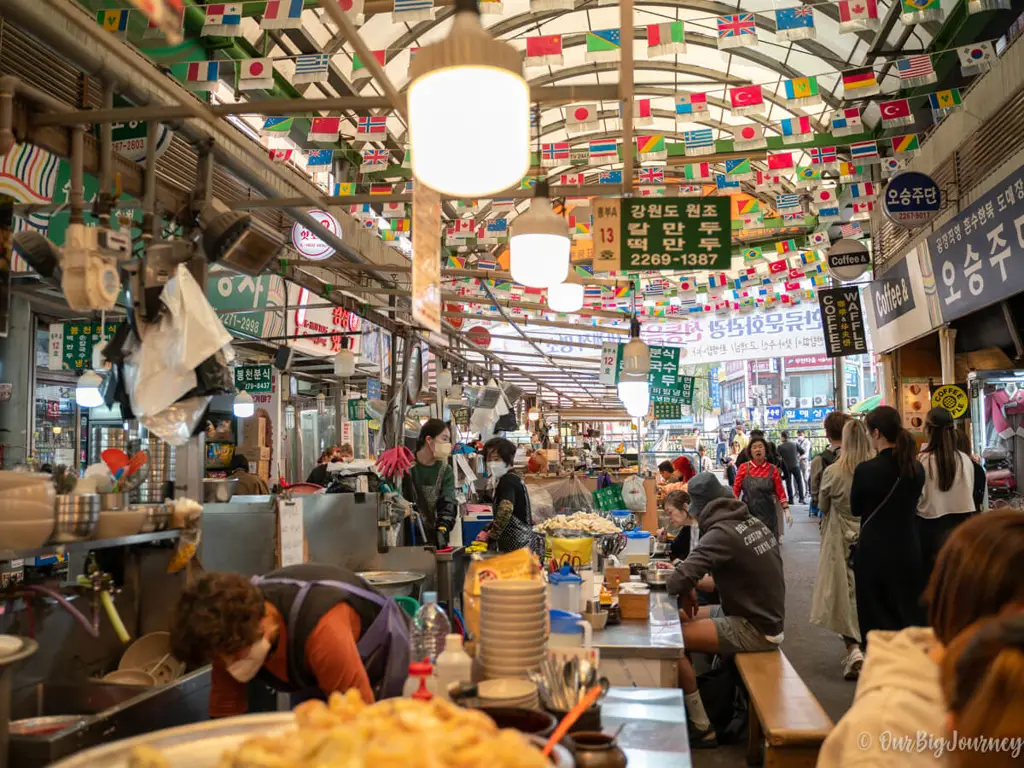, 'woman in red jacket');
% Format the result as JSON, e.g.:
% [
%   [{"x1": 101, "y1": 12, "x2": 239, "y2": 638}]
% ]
[{"x1": 733, "y1": 436, "x2": 791, "y2": 540}]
